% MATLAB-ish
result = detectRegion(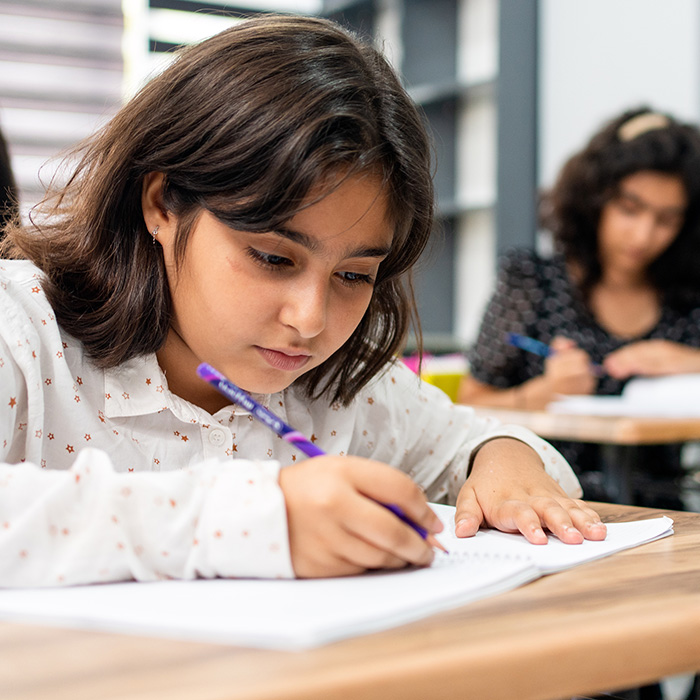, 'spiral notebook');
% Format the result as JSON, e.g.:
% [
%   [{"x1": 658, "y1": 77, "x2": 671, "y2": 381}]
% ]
[{"x1": 0, "y1": 504, "x2": 673, "y2": 650}]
